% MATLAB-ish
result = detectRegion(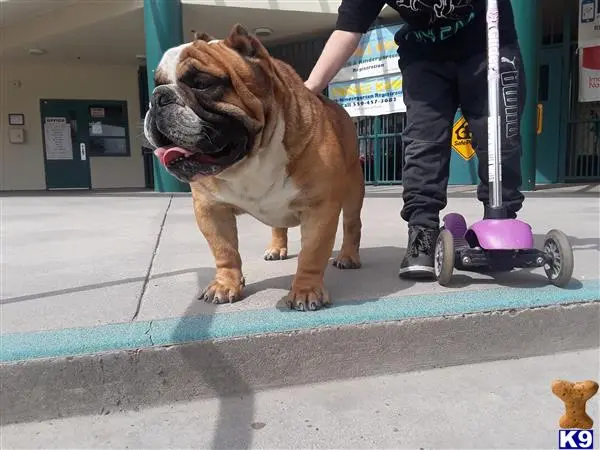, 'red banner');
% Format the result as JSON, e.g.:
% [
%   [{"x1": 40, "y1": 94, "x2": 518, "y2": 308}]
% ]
[{"x1": 580, "y1": 46, "x2": 600, "y2": 102}]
